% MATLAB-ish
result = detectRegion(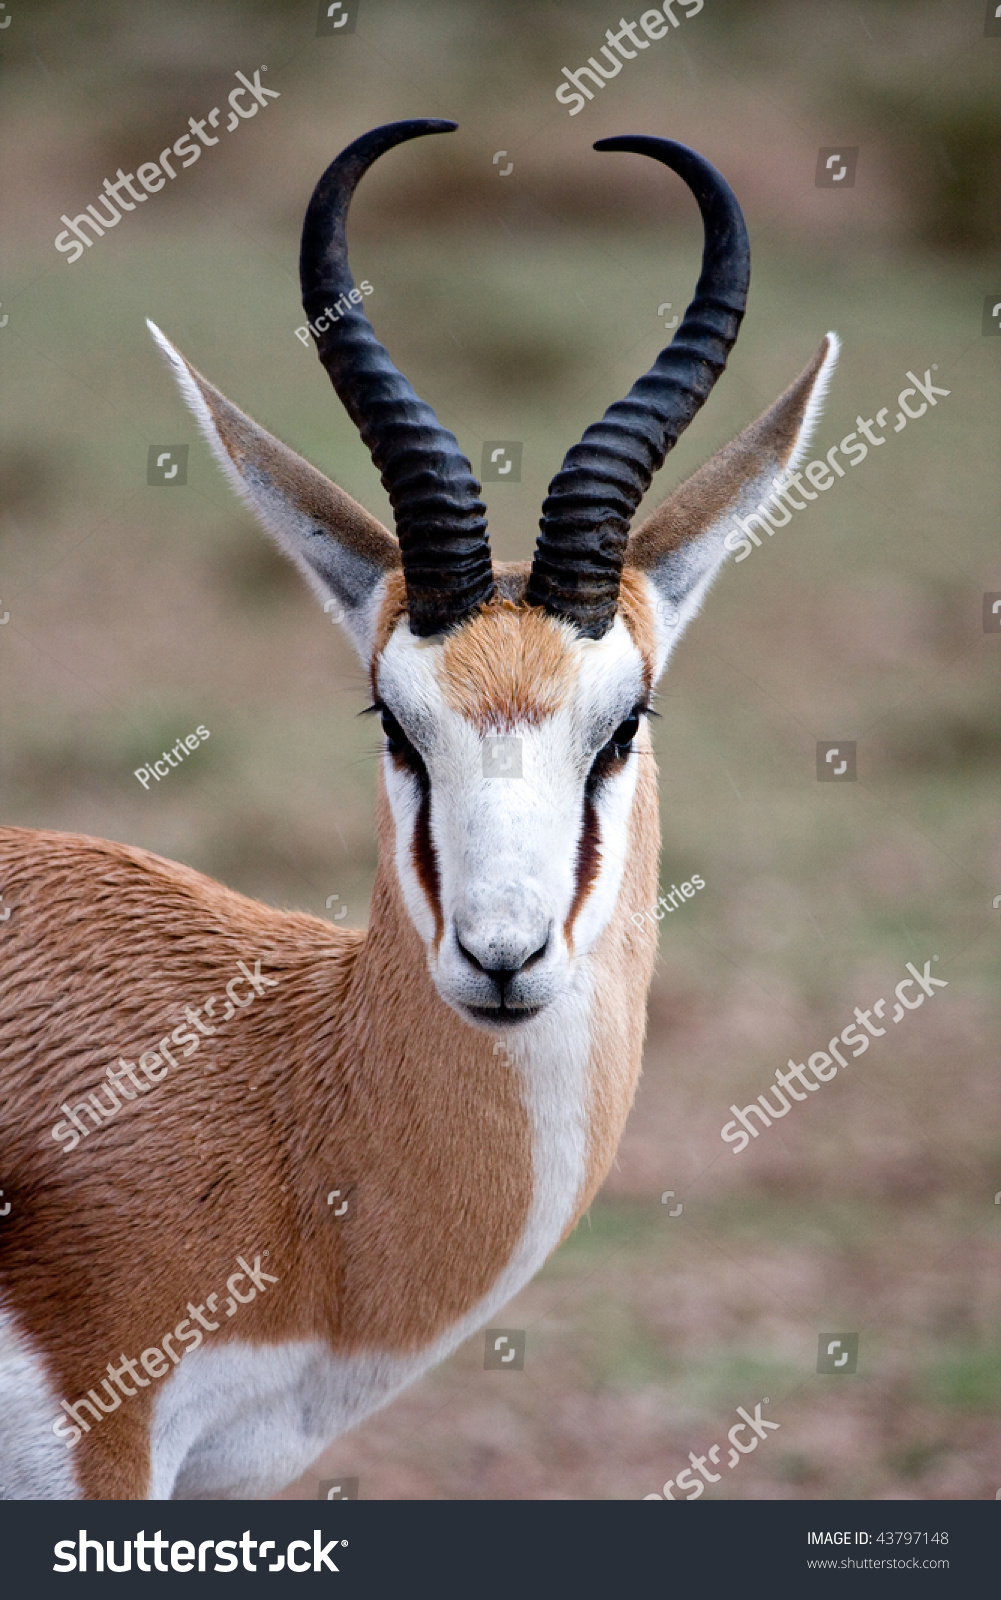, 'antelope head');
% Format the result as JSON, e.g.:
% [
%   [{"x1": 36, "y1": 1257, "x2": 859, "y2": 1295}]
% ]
[{"x1": 149, "y1": 120, "x2": 837, "y2": 1032}]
